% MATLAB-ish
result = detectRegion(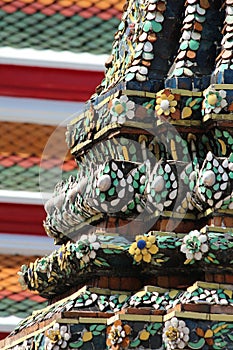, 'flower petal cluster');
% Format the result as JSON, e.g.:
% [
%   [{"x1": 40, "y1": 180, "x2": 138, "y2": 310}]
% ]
[
  {"x1": 155, "y1": 89, "x2": 178, "y2": 118},
  {"x1": 181, "y1": 230, "x2": 209, "y2": 261},
  {"x1": 163, "y1": 317, "x2": 189, "y2": 349},
  {"x1": 44, "y1": 323, "x2": 71, "y2": 350},
  {"x1": 110, "y1": 95, "x2": 135, "y2": 124},
  {"x1": 106, "y1": 320, "x2": 131, "y2": 350},
  {"x1": 75, "y1": 233, "x2": 100, "y2": 264},
  {"x1": 129, "y1": 234, "x2": 158, "y2": 263},
  {"x1": 203, "y1": 86, "x2": 227, "y2": 114}
]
